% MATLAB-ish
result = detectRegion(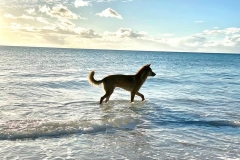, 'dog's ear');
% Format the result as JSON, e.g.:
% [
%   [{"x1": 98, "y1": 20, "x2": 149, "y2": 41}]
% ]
[{"x1": 145, "y1": 64, "x2": 151, "y2": 67}]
